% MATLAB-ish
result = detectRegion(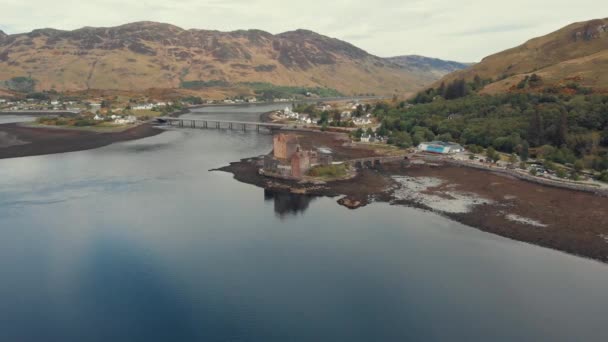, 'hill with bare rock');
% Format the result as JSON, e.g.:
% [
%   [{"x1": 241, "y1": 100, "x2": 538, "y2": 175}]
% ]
[
  {"x1": 0, "y1": 22, "x2": 431, "y2": 96},
  {"x1": 437, "y1": 18, "x2": 608, "y2": 94}
]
